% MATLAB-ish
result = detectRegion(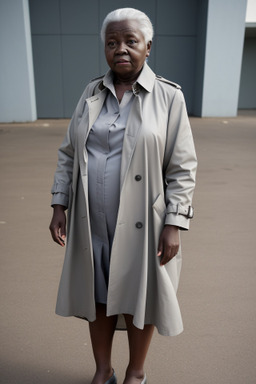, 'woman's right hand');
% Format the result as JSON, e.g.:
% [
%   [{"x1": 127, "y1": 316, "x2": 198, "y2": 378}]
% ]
[{"x1": 49, "y1": 205, "x2": 67, "y2": 247}]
